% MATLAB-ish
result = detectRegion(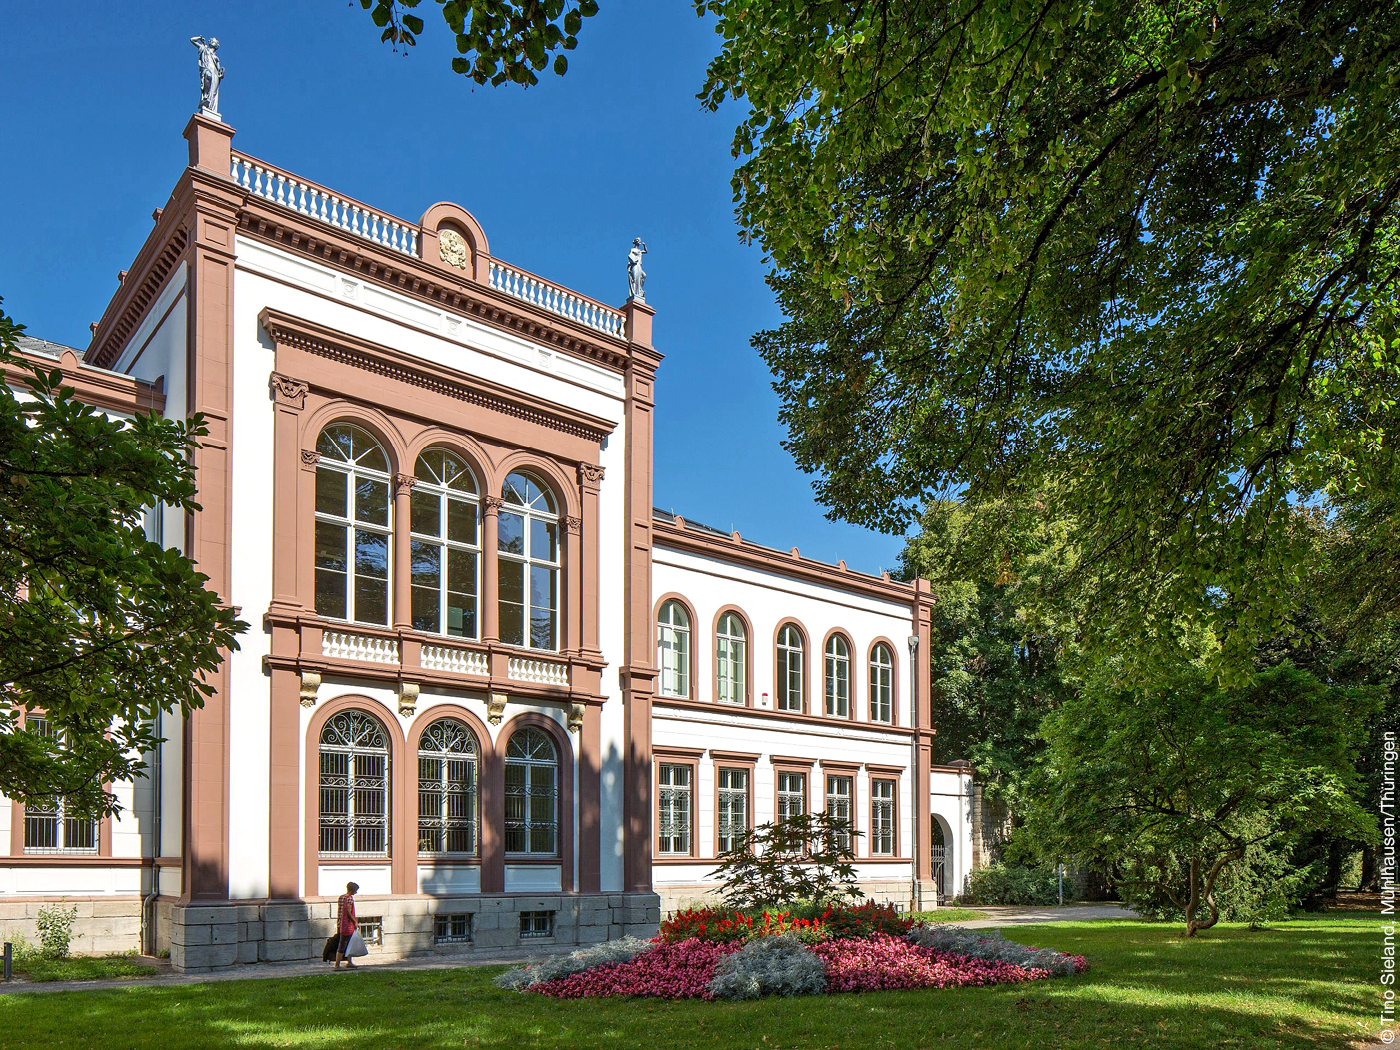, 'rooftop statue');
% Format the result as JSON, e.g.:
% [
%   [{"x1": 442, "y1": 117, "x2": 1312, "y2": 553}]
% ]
[
  {"x1": 191, "y1": 36, "x2": 224, "y2": 117},
  {"x1": 627, "y1": 238, "x2": 647, "y2": 303}
]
